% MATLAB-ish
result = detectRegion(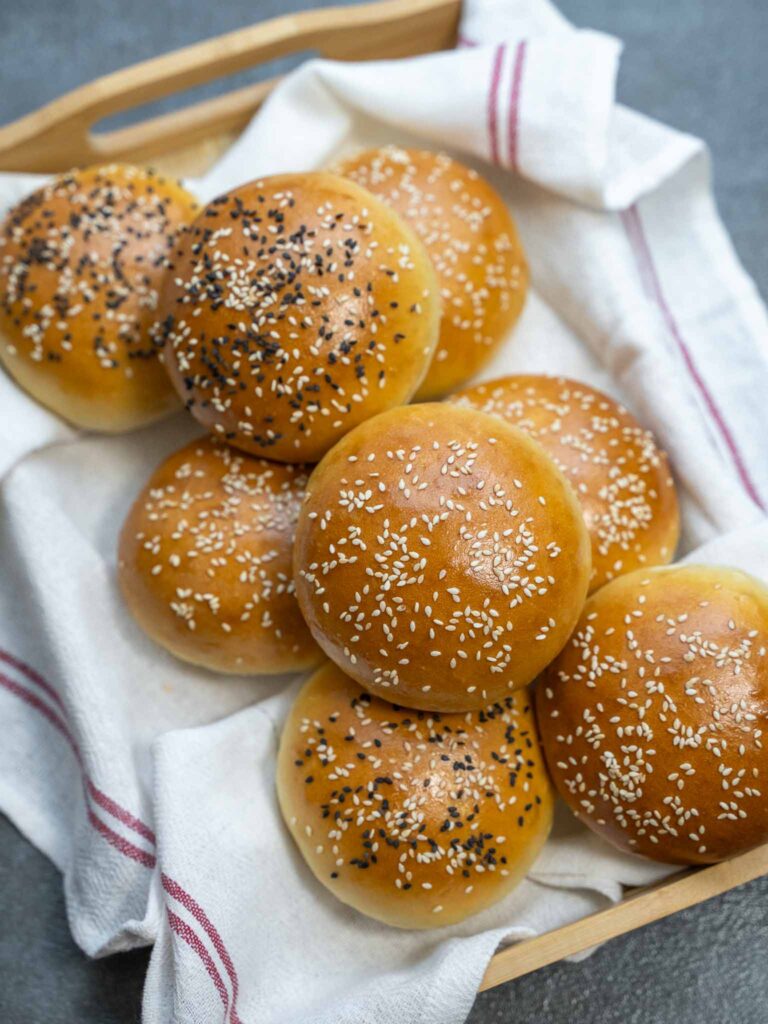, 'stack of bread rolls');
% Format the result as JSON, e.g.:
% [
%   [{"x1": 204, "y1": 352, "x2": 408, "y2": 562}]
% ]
[{"x1": 4, "y1": 147, "x2": 766, "y2": 930}]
